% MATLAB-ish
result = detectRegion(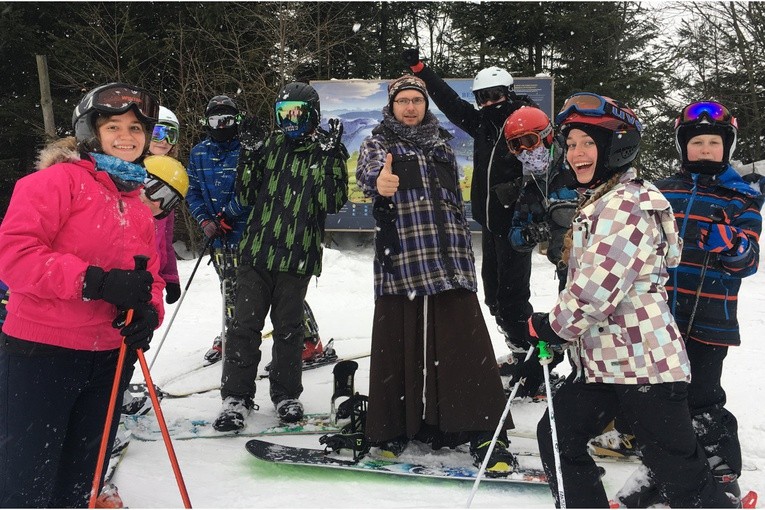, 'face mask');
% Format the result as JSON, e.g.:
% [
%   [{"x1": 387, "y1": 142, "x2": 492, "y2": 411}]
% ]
[{"x1": 516, "y1": 145, "x2": 550, "y2": 177}]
